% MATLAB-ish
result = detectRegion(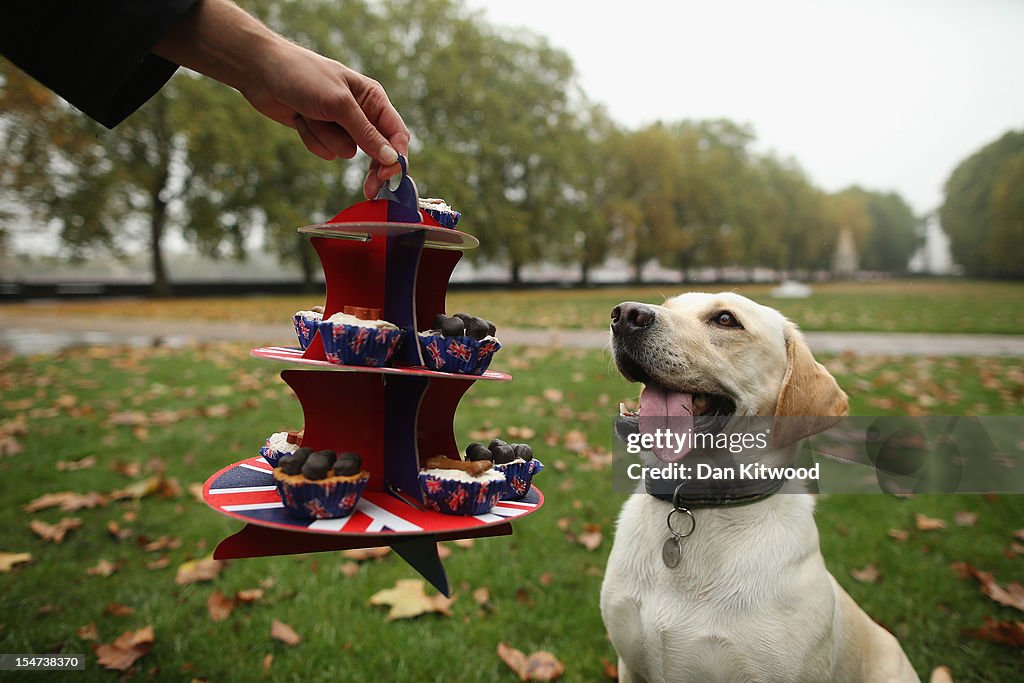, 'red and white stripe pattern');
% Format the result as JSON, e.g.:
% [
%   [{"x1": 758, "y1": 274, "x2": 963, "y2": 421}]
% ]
[{"x1": 205, "y1": 457, "x2": 540, "y2": 536}]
